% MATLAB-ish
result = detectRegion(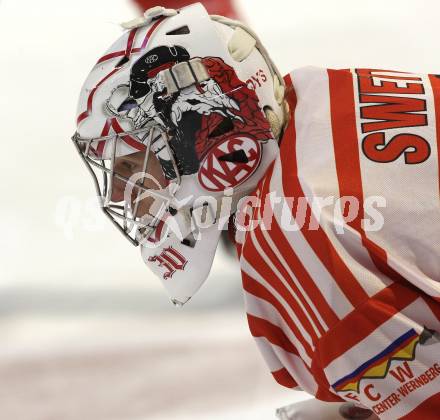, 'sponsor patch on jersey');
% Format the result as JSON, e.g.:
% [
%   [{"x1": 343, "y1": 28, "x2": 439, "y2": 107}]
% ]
[
  {"x1": 331, "y1": 326, "x2": 440, "y2": 417},
  {"x1": 332, "y1": 328, "x2": 420, "y2": 394}
]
